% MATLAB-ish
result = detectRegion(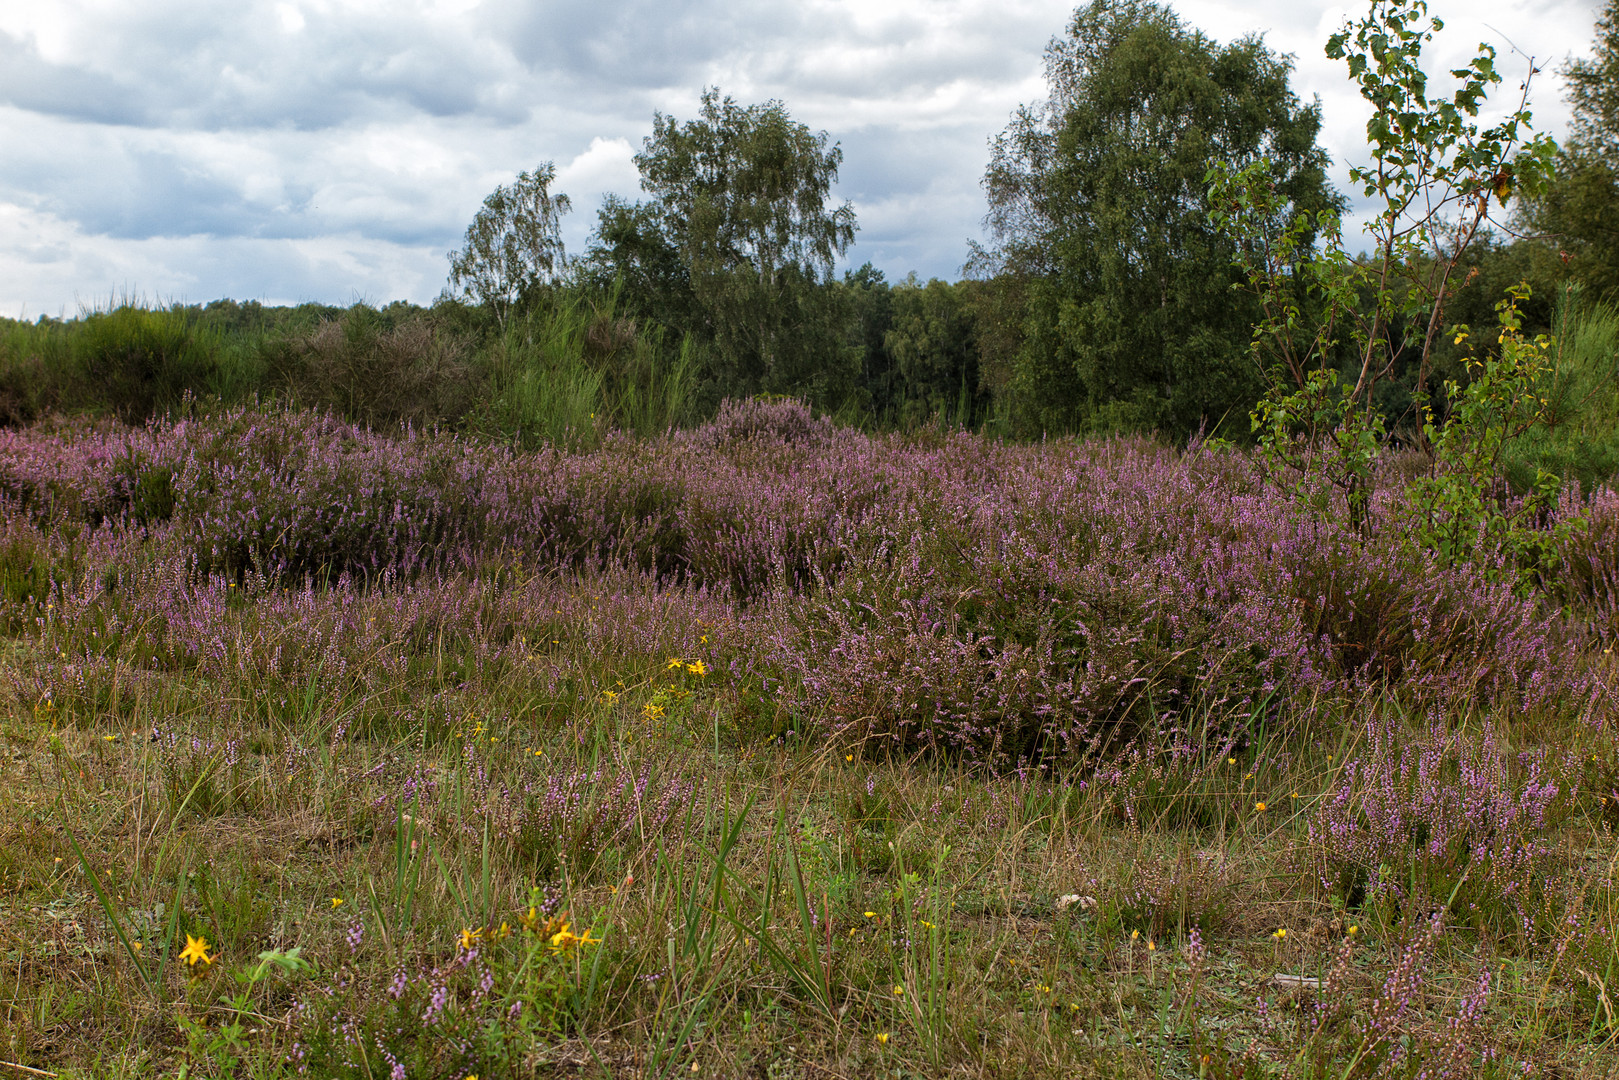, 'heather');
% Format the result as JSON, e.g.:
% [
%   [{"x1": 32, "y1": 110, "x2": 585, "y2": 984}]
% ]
[{"x1": 1, "y1": 398, "x2": 1616, "y2": 1078}]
